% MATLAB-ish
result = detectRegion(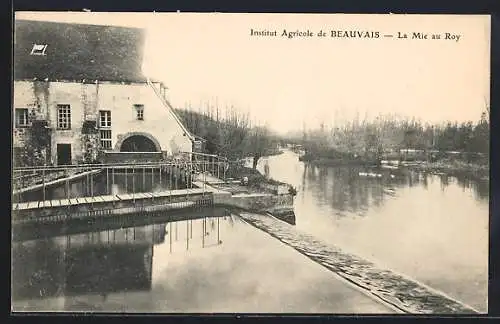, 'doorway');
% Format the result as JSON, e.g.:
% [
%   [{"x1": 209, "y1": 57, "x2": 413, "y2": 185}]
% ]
[{"x1": 57, "y1": 144, "x2": 72, "y2": 165}]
